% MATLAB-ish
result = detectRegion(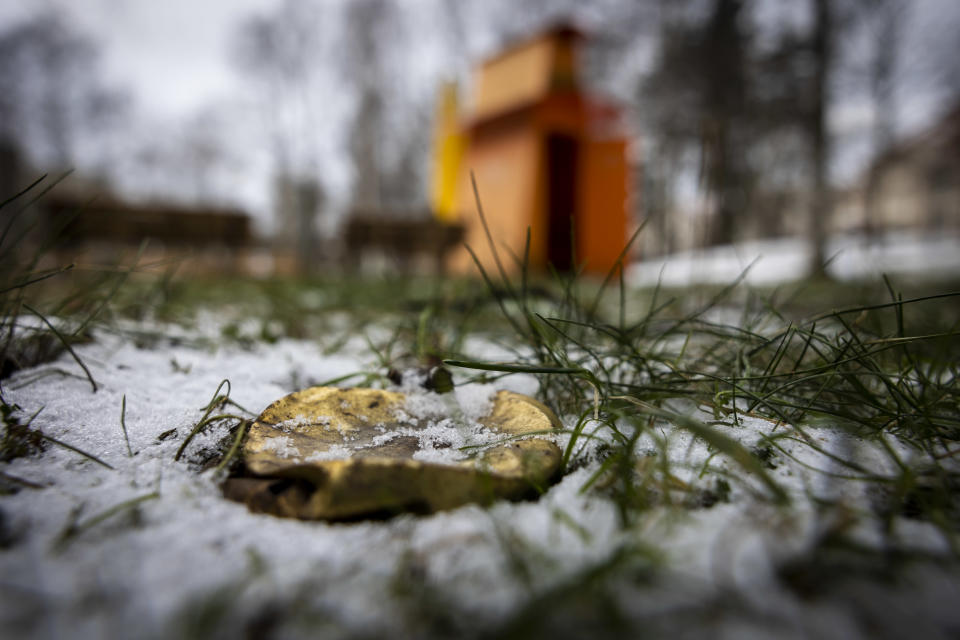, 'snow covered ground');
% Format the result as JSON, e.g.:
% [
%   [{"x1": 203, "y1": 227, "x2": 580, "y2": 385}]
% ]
[
  {"x1": 1, "y1": 309, "x2": 959, "y2": 638},
  {"x1": 627, "y1": 231, "x2": 960, "y2": 288}
]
